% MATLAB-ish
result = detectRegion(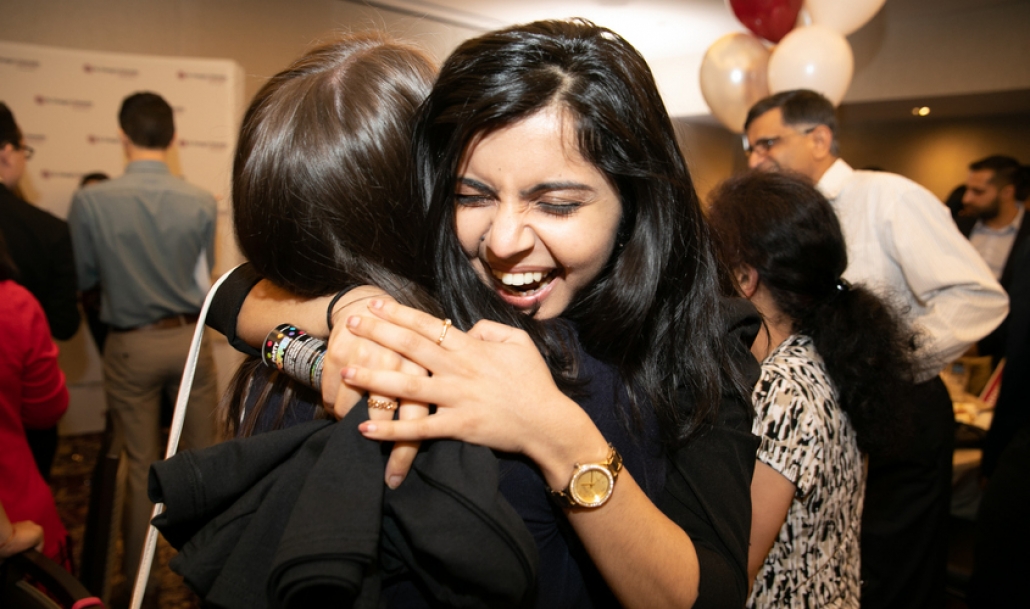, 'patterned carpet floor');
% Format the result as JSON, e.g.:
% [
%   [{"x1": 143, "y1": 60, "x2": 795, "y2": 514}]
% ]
[{"x1": 51, "y1": 432, "x2": 200, "y2": 609}]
